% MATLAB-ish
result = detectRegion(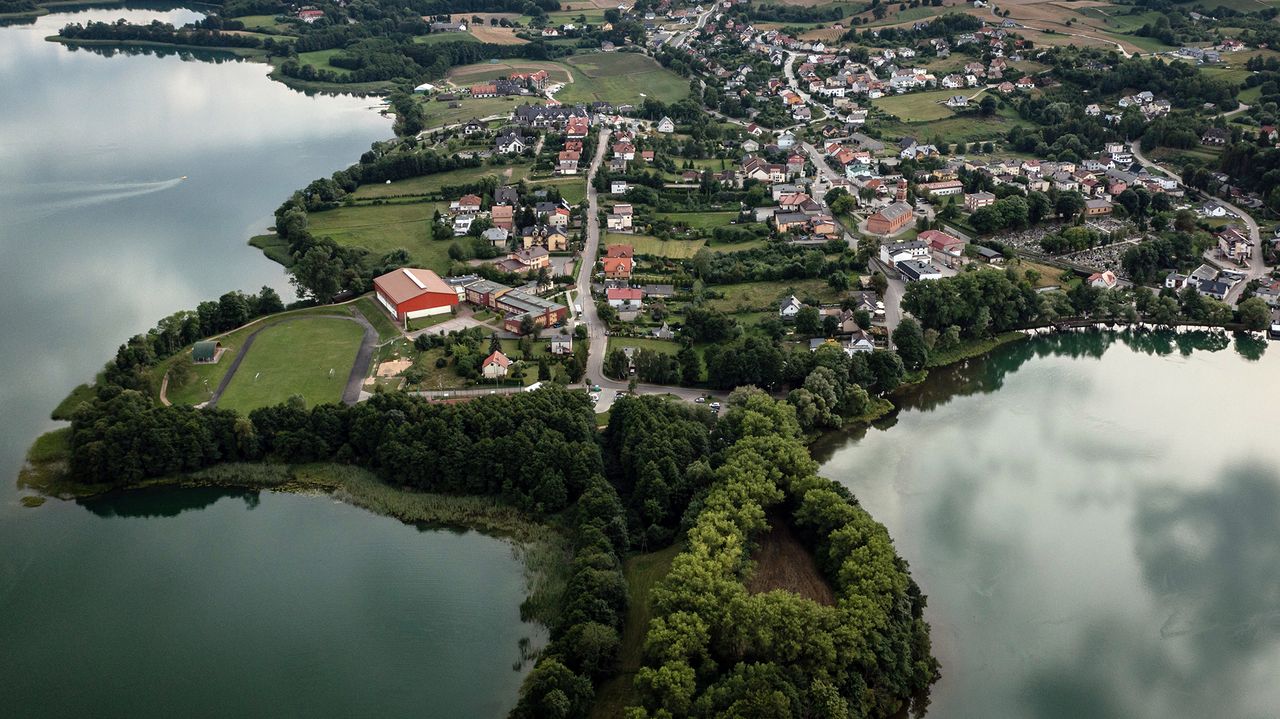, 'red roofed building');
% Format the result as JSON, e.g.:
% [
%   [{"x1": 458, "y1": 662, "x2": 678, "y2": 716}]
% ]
[
  {"x1": 373, "y1": 268, "x2": 458, "y2": 324},
  {"x1": 471, "y1": 84, "x2": 498, "y2": 98},
  {"x1": 481, "y1": 350, "x2": 511, "y2": 379},
  {"x1": 919, "y1": 229, "x2": 965, "y2": 256},
  {"x1": 602, "y1": 256, "x2": 633, "y2": 279},
  {"x1": 566, "y1": 116, "x2": 589, "y2": 138},
  {"x1": 606, "y1": 287, "x2": 644, "y2": 309}
]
